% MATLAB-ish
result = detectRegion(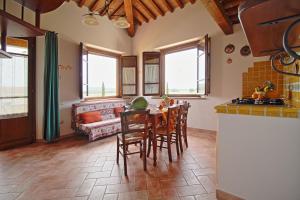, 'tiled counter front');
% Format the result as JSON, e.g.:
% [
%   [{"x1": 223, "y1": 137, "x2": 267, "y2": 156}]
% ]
[{"x1": 215, "y1": 103, "x2": 300, "y2": 118}]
